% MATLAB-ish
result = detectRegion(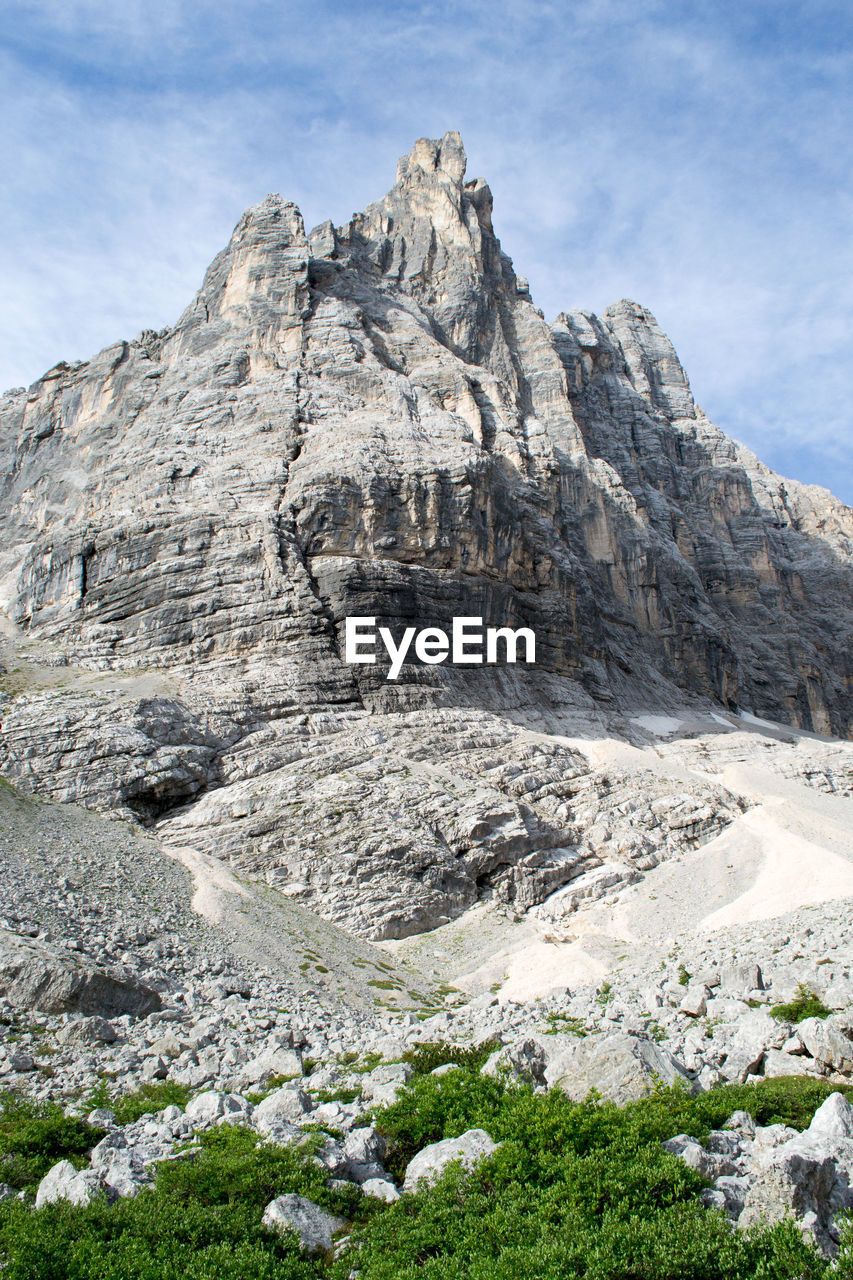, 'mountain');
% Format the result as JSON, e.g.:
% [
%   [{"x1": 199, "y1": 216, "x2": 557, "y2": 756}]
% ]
[{"x1": 1, "y1": 131, "x2": 851, "y2": 943}]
